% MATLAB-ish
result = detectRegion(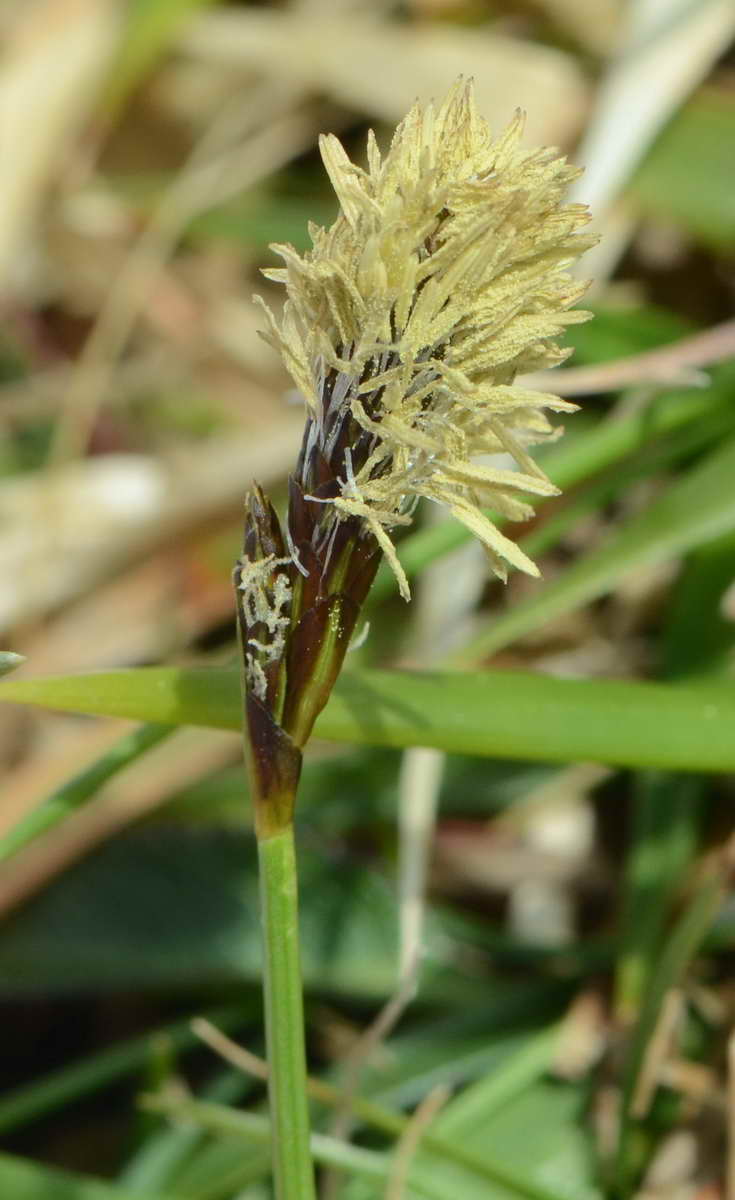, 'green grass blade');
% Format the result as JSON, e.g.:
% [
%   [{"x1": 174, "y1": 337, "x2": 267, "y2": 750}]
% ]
[
  {"x1": 613, "y1": 871, "x2": 723, "y2": 1192},
  {"x1": 0, "y1": 1152, "x2": 172, "y2": 1200},
  {"x1": 104, "y1": 0, "x2": 220, "y2": 118},
  {"x1": 370, "y1": 373, "x2": 735, "y2": 603},
  {"x1": 147, "y1": 1090, "x2": 573, "y2": 1200},
  {"x1": 614, "y1": 773, "x2": 705, "y2": 1021},
  {"x1": 456, "y1": 433, "x2": 735, "y2": 664},
  {"x1": 0, "y1": 723, "x2": 172, "y2": 864},
  {"x1": 432, "y1": 1024, "x2": 559, "y2": 1137},
  {"x1": 4, "y1": 665, "x2": 735, "y2": 772},
  {"x1": 520, "y1": 404, "x2": 734, "y2": 564},
  {"x1": 144, "y1": 1094, "x2": 448, "y2": 1199},
  {"x1": 0, "y1": 652, "x2": 25, "y2": 677},
  {"x1": 615, "y1": 527, "x2": 732, "y2": 1022},
  {"x1": 118, "y1": 1069, "x2": 249, "y2": 1192},
  {"x1": 631, "y1": 90, "x2": 735, "y2": 251},
  {"x1": 0, "y1": 1005, "x2": 248, "y2": 1136},
  {"x1": 661, "y1": 528, "x2": 735, "y2": 679}
]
